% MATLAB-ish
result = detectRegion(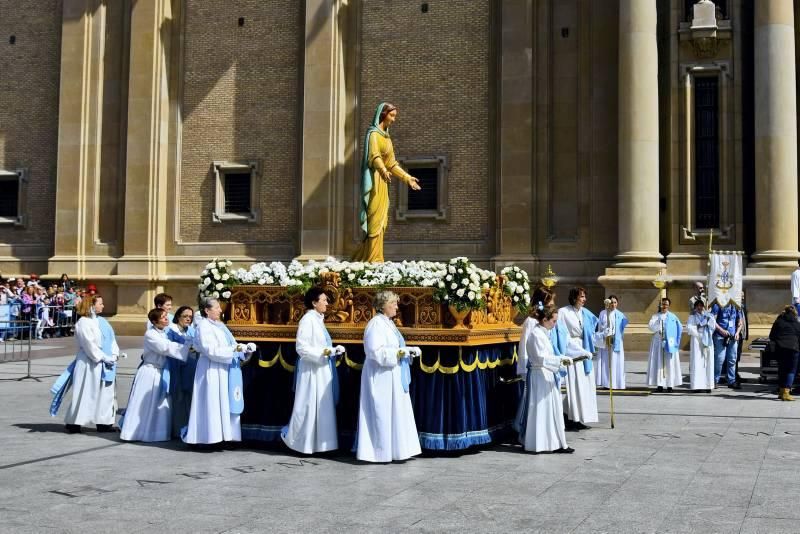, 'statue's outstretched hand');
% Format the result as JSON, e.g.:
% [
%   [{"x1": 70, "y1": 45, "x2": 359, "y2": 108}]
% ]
[{"x1": 409, "y1": 176, "x2": 421, "y2": 191}]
